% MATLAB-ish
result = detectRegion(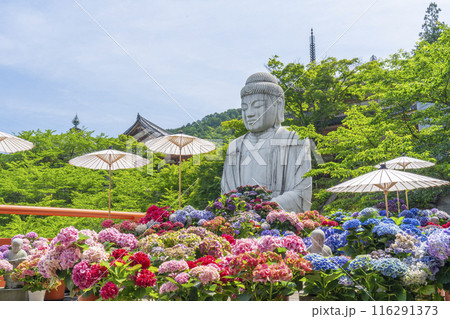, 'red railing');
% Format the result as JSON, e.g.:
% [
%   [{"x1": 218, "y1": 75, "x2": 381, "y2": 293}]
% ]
[{"x1": 0, "y1": 205, "x2": 145, "y2": 245}]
